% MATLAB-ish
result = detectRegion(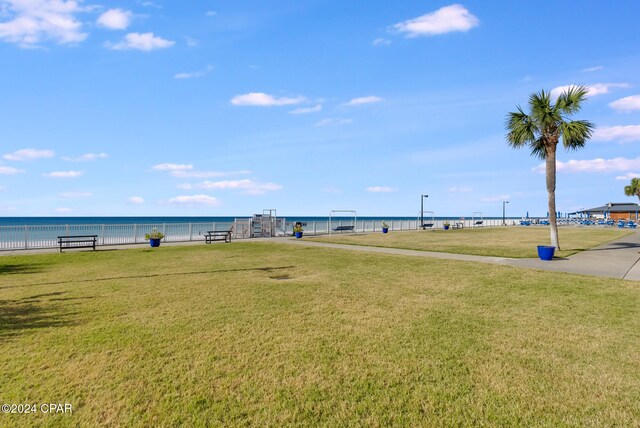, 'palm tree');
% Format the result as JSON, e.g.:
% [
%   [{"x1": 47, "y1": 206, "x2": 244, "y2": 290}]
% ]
[
  {"x1": 624, "y1": 177, "x2": 640, "y2": 201},
  {"x1": 506, "y1": 86, "x2": 594, "y2": 250}
]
